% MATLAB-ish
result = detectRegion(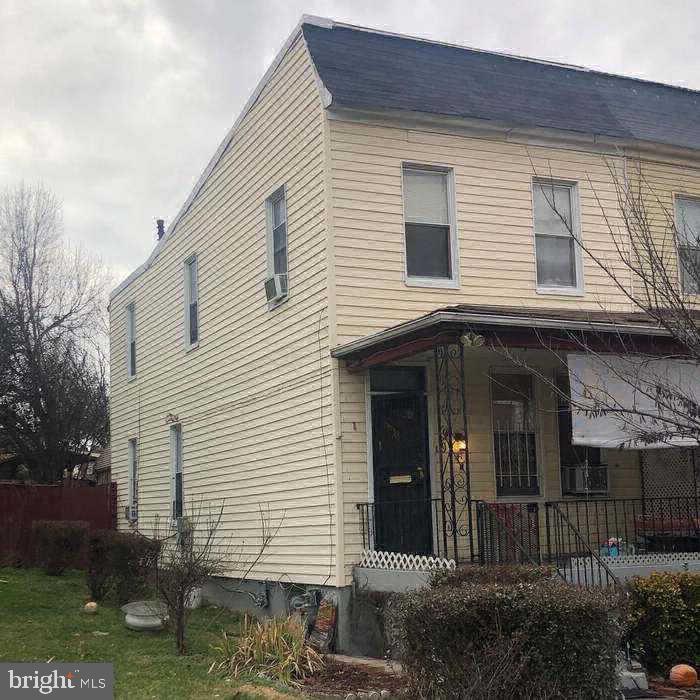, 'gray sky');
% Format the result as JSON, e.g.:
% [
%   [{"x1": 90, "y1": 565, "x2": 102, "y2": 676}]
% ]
[{"x1": 2, "y1": 0, "x2": 699, "y2": 285}]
